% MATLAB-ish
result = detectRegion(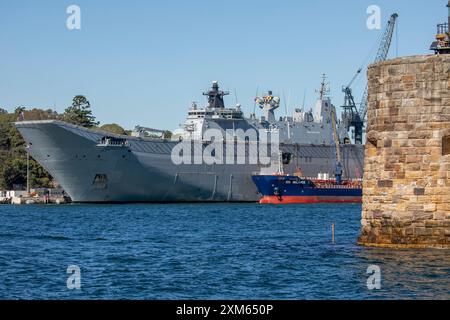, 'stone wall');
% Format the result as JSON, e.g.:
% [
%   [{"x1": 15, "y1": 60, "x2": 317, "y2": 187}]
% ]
[{"x1": 358, "y1": 54, "x2": 450, "y2": 249}]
